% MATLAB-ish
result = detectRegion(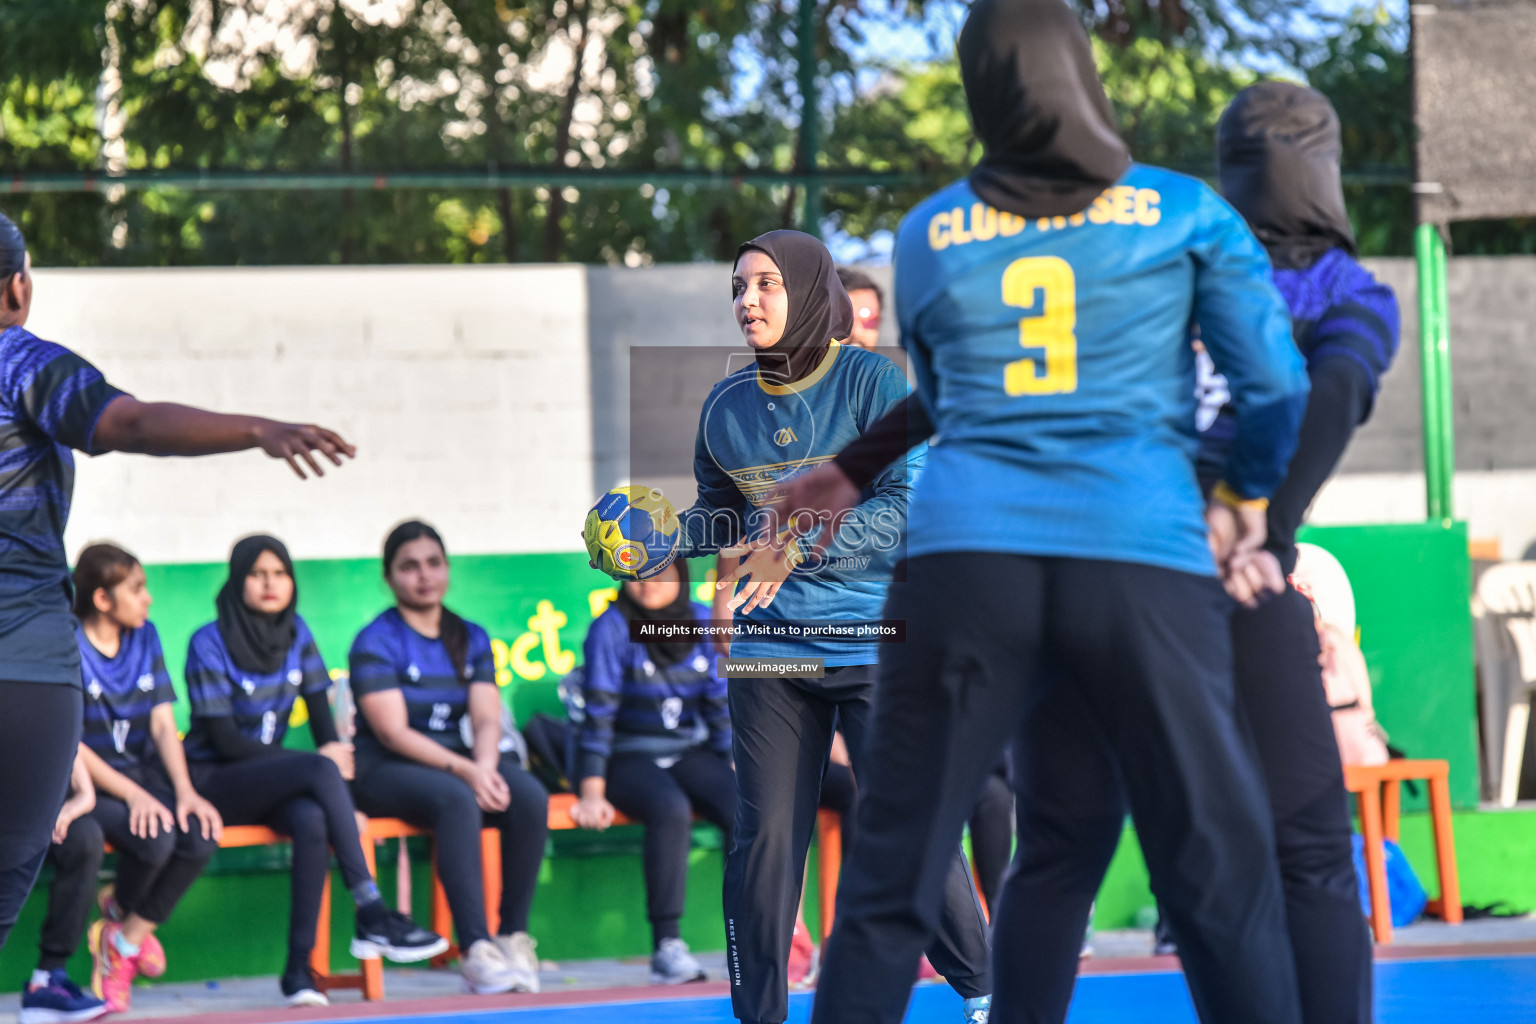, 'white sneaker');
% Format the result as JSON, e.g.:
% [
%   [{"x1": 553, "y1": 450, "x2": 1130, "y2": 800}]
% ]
[
  {"x1": 493, "y1": 932, "x2": 541, "y2": 993},
  {"x1": 650, "y1": 937, "x2": 707, "y2": 985},
  {"x1": 461, "y1": 939, "x2": 520, "y2": 995}
]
